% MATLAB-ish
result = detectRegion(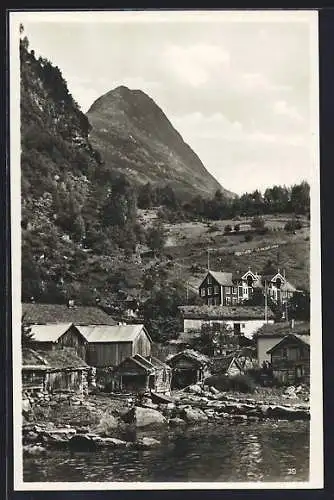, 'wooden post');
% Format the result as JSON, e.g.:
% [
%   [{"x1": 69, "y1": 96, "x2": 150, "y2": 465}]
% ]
[{"x1": 264, "y1": 280, "x2": 268, "y2": 323}]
